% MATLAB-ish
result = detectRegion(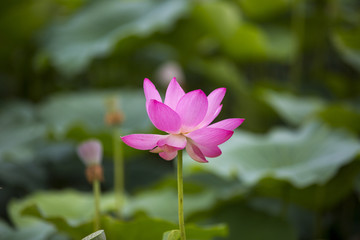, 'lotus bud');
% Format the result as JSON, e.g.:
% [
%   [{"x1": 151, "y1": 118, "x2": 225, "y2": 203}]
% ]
[
  {"x1": 77, "y1": 139, "x2": 104, "y2": 183},
  {"x1": 77, "y1": 140, "x2": 103, "y2": 166}
]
